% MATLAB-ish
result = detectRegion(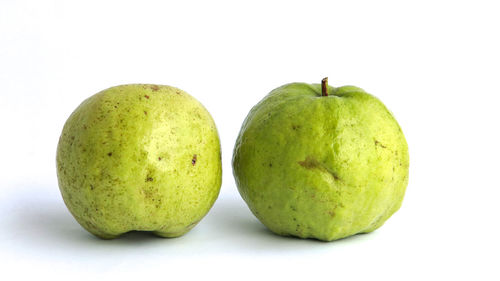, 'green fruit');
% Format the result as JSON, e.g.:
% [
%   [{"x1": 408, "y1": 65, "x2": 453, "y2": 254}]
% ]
[
  {"x1": 56, "y1": 84, "x2": 222, "y2": 239},
  {"x1": 232, "y1": 78, "x2": 409, "y2": 241}
]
